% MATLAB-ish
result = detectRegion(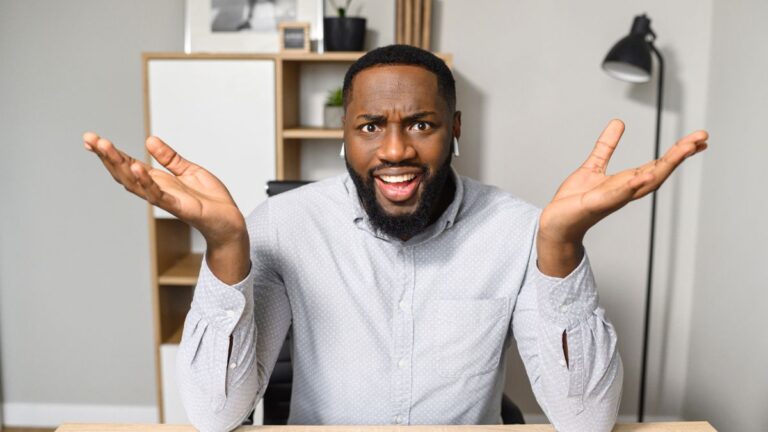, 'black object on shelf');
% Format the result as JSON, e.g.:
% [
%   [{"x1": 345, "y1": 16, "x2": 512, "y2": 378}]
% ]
[
  {"x1": 266, "y1": 180, "x2": 312, "y2": 197},
  {"x1": 602, "y1": 13, "x2": 665, "y2": 423},
  {"x1": 324, "y1": 17, "x2": 366, "y2": 51}
]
